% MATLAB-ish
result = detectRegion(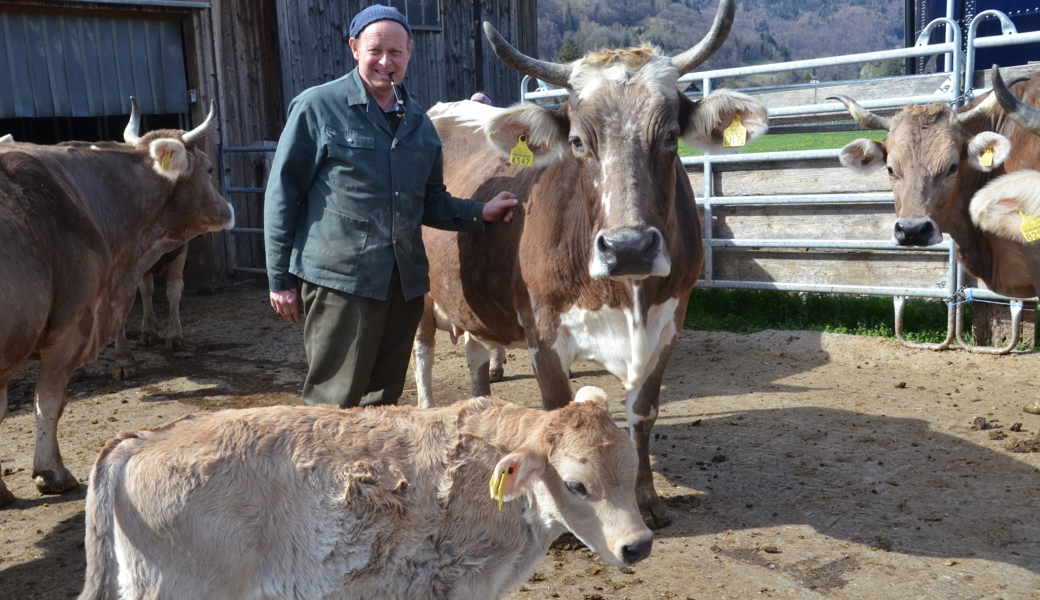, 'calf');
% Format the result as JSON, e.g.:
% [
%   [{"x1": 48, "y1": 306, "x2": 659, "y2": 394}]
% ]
[{"x1": 78, "y1": 387, "x2": 651, "y2": 600}]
